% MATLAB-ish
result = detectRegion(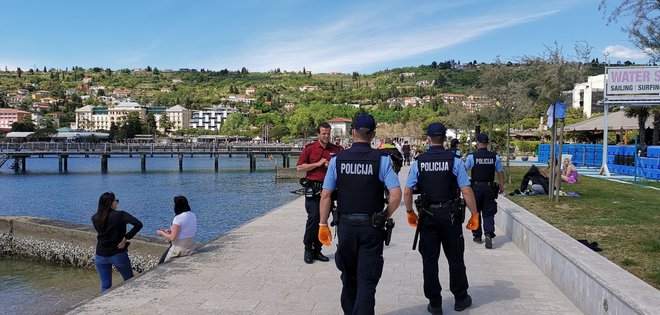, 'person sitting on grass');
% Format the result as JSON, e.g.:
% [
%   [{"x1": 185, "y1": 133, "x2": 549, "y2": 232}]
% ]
[{"x1": 561, "y1": 158, "x2": 579, "y2": 184}]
